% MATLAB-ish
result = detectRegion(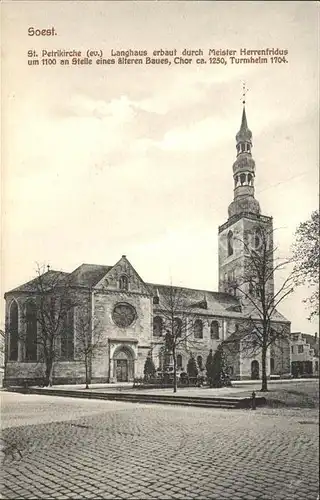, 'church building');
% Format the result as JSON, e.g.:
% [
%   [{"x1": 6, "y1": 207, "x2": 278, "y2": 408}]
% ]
[{"x1": 3, "y1": 104, "x2": 291, "y2": 386}]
